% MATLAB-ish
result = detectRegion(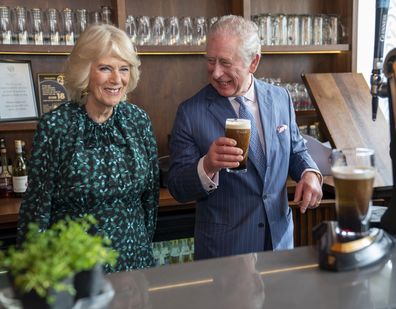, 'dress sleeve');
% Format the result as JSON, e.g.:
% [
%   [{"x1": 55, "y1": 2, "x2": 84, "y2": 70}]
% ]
[
  {"x1": 16, "y1": 116, "x2": 60, "y2": 244},
  {"x1": 140, "y1": 114, "x2": 159, "y2": 241}
]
